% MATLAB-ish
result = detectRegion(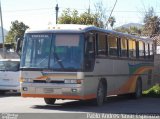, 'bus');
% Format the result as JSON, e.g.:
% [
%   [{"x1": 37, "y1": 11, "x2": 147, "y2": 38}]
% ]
[
  {"x1": 19, "y1": 24, "x2": 154, "y2": 106},
  {"x1": 0, "y1": 59, "x2": 20, "y2": 94}
]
